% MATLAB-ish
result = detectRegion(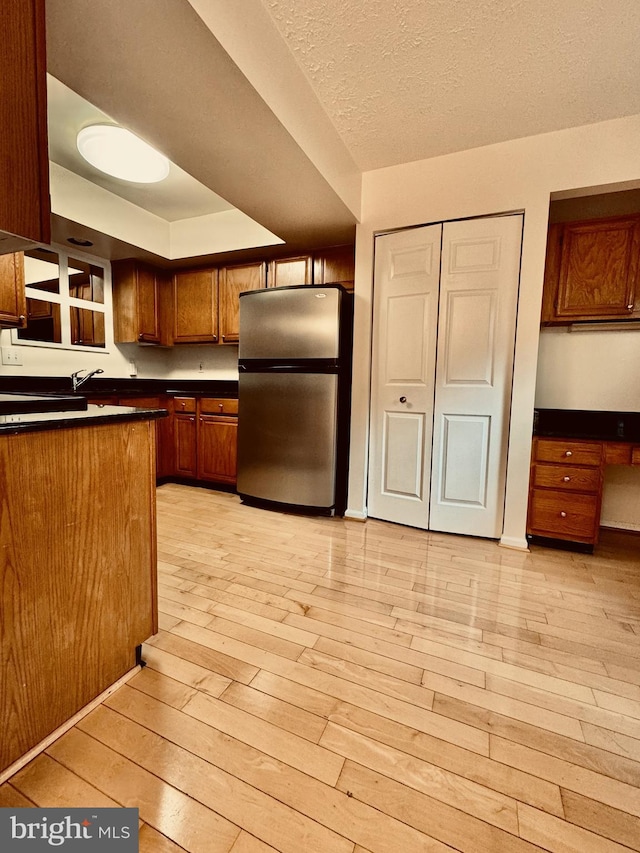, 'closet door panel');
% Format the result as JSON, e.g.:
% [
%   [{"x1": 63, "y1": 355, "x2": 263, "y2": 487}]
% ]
[
  {"x1": 429, "y1": 215, "x2": 523, "y2": 538},
  {"x1": 368, "y1": 225, "x2": 441, "y2": 528}
]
